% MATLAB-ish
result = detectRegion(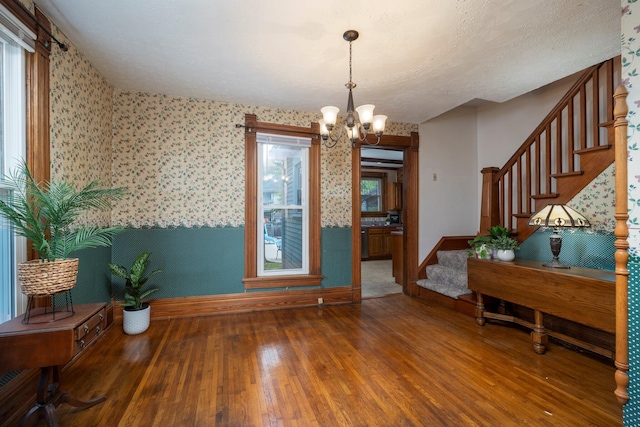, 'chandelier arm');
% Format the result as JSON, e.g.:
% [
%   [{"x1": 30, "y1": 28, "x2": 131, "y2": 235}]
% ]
[{"x1": 323, "y1": 137, "x2": 340, "y2": 149}]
